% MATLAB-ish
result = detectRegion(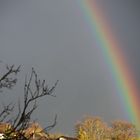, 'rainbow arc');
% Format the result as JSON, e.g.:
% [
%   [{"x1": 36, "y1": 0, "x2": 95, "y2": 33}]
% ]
[{"x1": 78, "y1": 0, "x2": 140, "y2": 130}]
